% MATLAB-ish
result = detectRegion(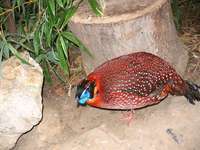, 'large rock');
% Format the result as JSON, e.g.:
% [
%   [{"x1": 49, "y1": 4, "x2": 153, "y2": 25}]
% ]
[{"x1": 0, "y1": 52, "x2": 43, "y2": 150}]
